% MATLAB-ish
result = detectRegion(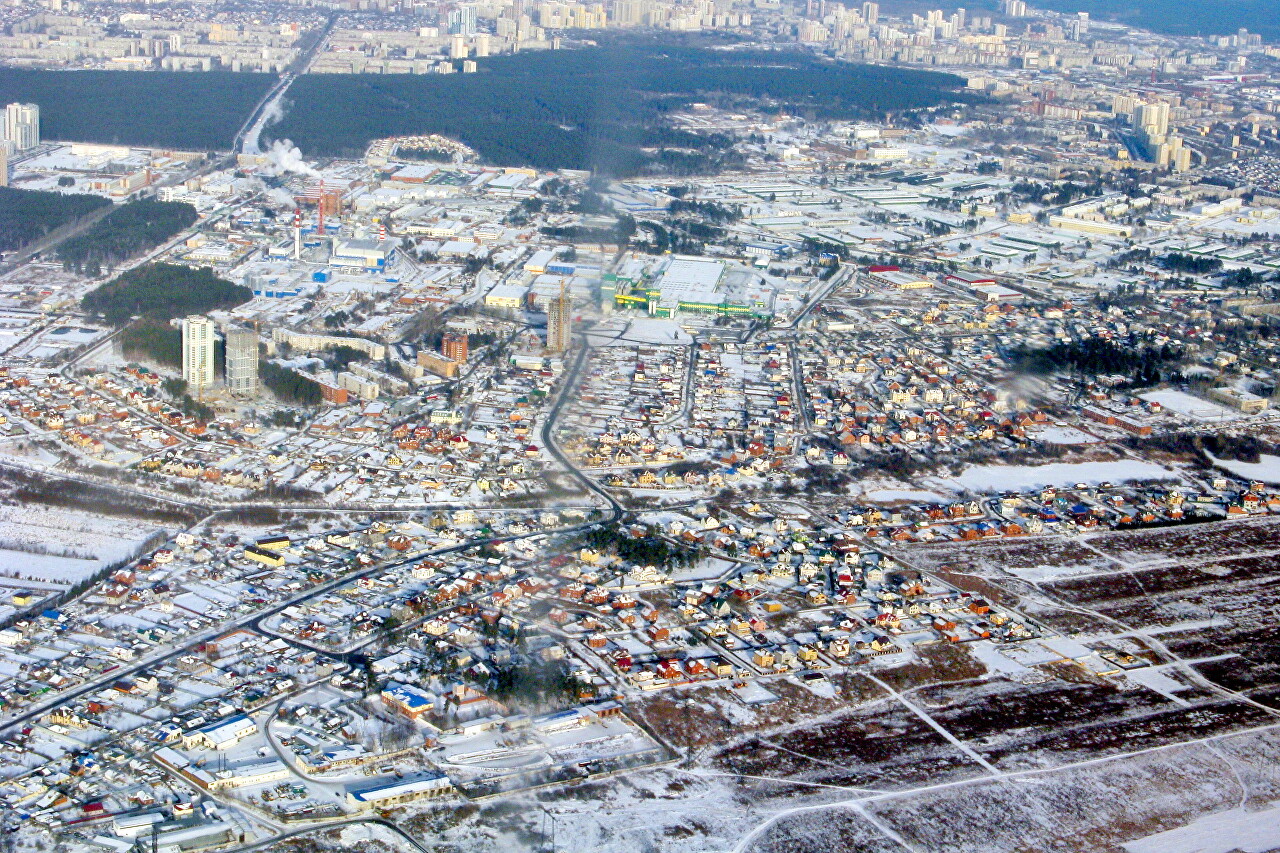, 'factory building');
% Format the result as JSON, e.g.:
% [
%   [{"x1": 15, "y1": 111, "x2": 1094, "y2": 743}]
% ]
[{"x1": 330, "y1": 238, "x2": 396, "y2": 272}]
